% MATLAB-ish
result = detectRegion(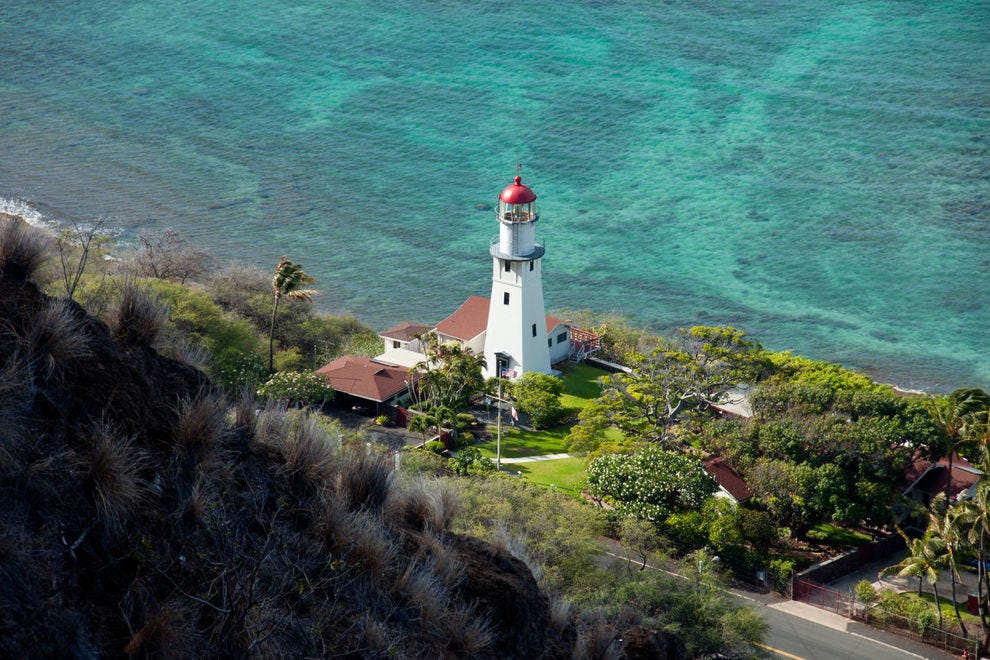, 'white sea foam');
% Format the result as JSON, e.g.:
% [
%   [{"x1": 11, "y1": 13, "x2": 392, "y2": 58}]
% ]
[{"x1": 0, "y1": 196, "x2": 52, "y2": 228}]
